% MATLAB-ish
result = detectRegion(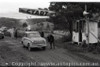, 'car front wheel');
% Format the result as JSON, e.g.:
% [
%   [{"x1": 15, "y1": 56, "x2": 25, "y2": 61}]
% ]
[
  {"x1": 21, "y1": 41, "x2": 25, "y2": 48},
  {"x1": 28, "y1": 43, "x2": 32, "y2": 51}
]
